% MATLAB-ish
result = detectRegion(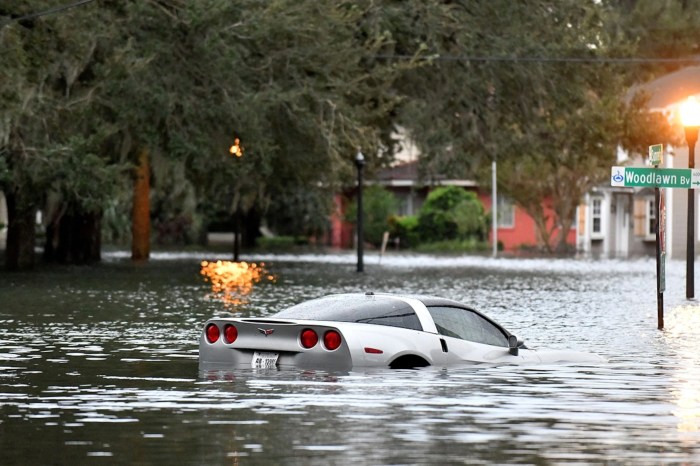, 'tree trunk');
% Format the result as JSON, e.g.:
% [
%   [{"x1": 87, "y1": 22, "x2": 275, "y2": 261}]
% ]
[
  {"x1": 44, "y1": 209, "x2": 102, "y2": 264},
  {"x1": 242, "y1": 207, "x2": 261, "y2": 248},
  {"x1": 4, "y1": 191, "x2": 36, "y2": 271},
  {"x1": 131, "y1": 148, "x2": 151, "y2": 261},
  {"x1": 553, "y1": 206, "x2": 577, "y2": 255}
]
